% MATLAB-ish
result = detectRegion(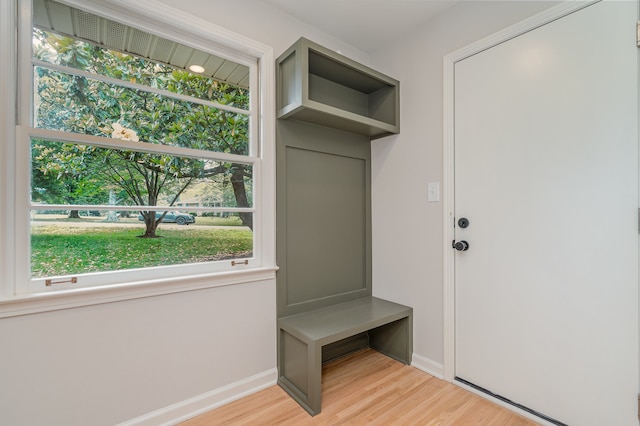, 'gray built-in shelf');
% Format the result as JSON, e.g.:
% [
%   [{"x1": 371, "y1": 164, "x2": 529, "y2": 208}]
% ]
[
  {"x1": 276, "y1": 38, "x2": 408, "y2": 416},
  {"x1": 277, "y1": 37, "x2": 400, "y2": 139}
]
